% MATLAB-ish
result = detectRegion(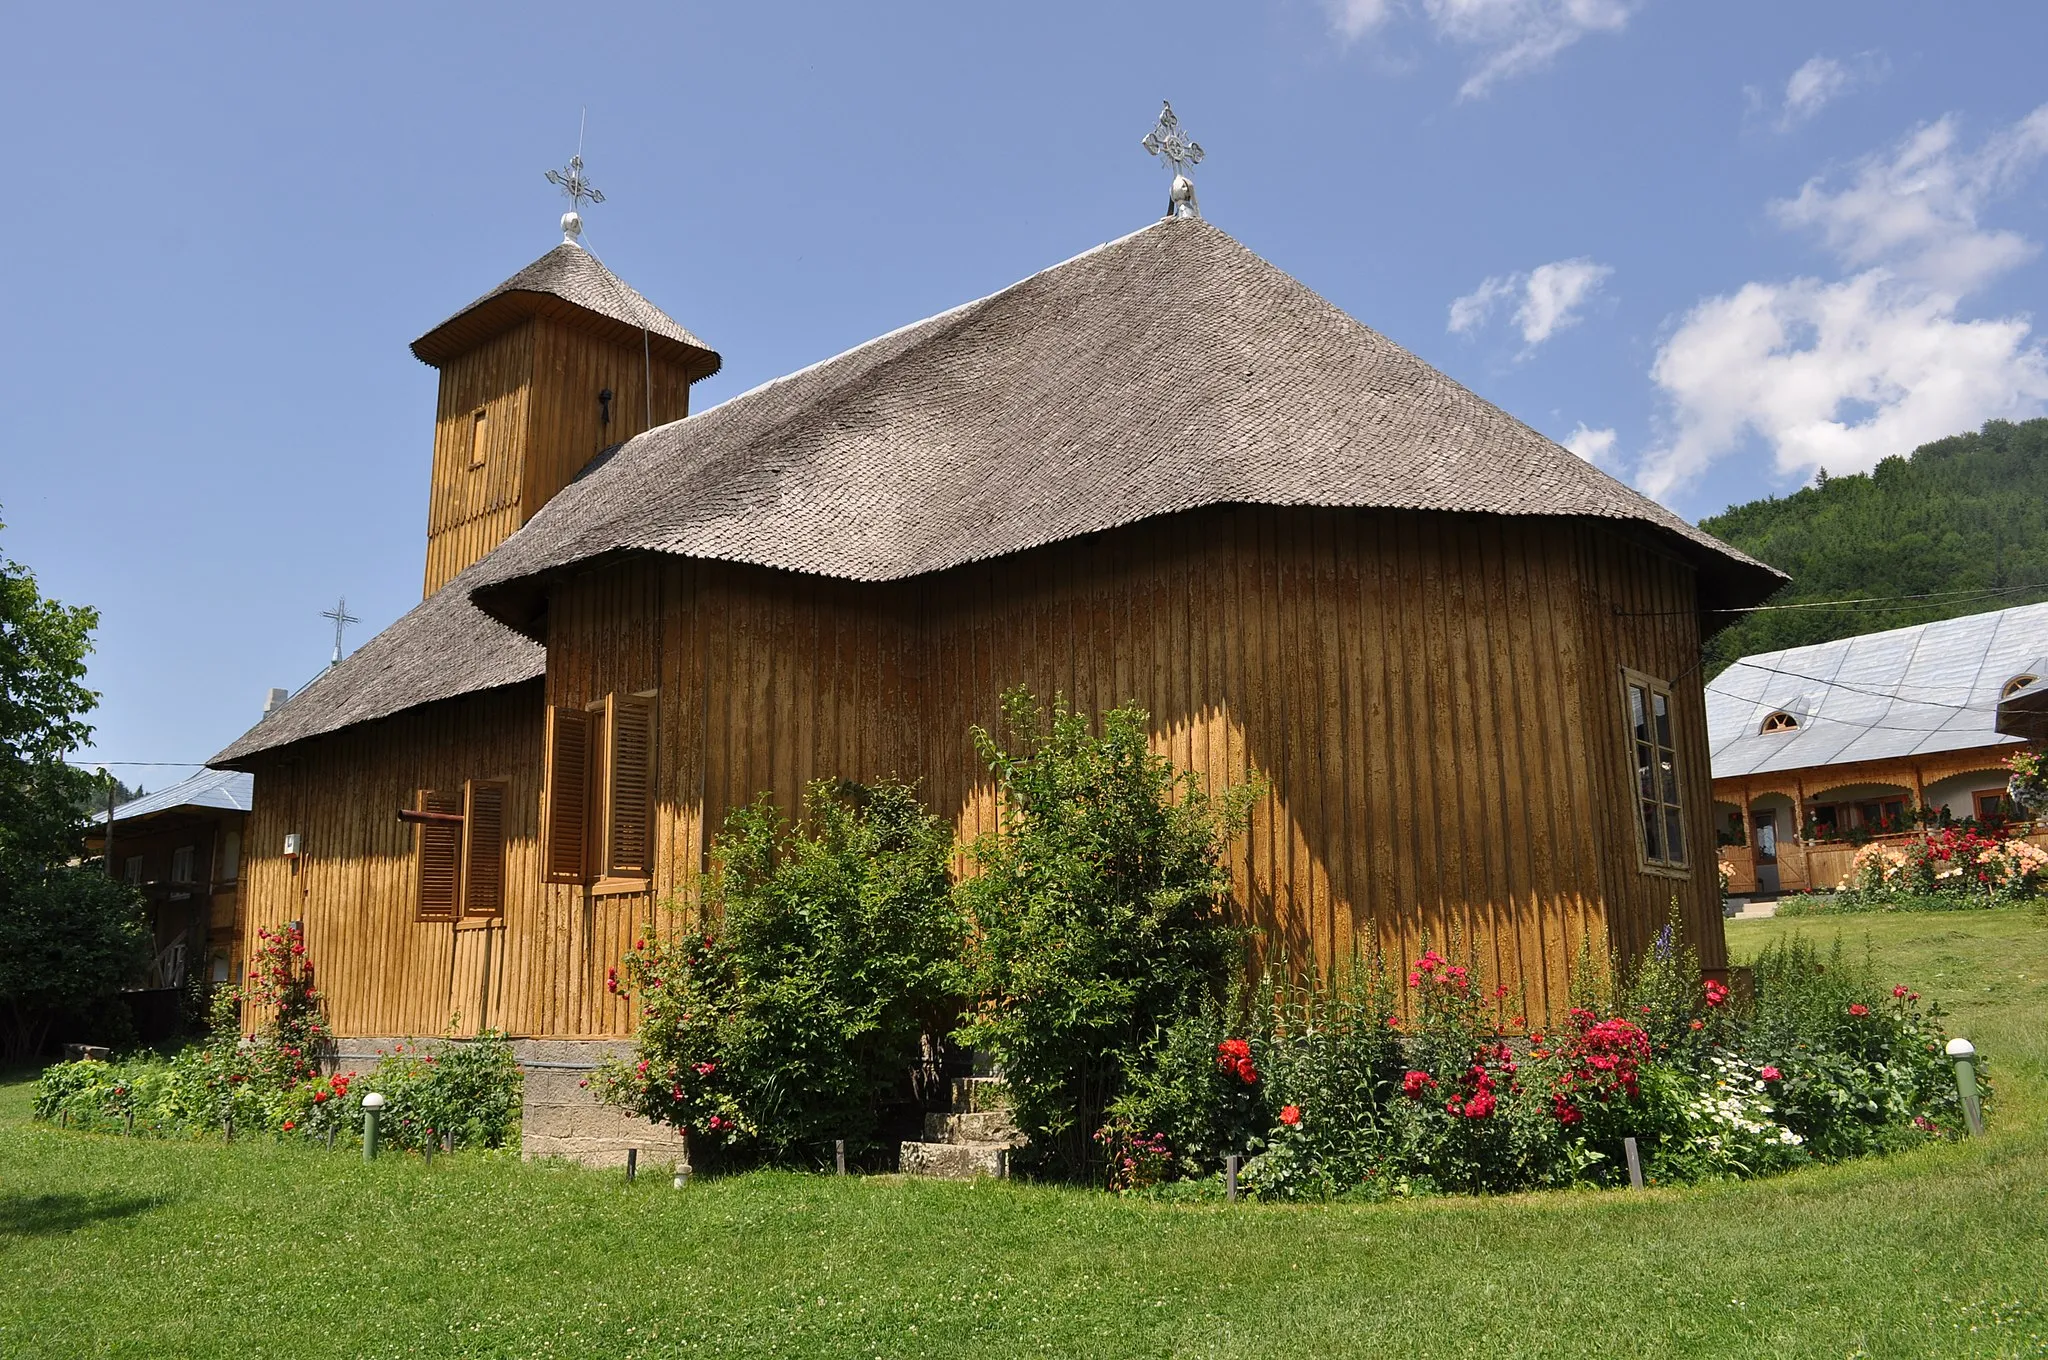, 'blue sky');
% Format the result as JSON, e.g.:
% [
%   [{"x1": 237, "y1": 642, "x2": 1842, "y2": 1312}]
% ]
[{"x1": 4, "y1": 2, "x2": 2046, "y2": 784}]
